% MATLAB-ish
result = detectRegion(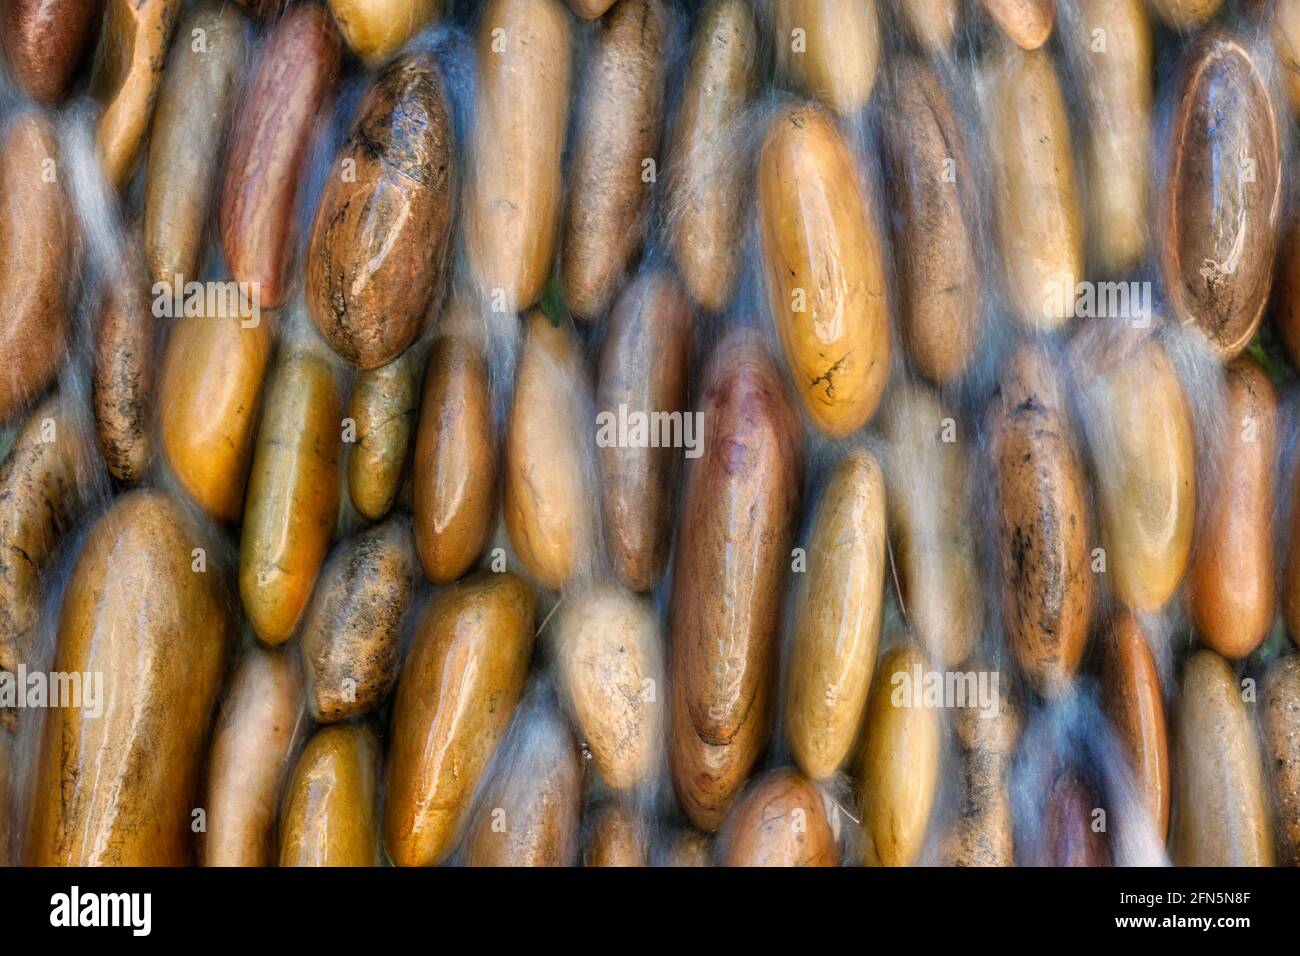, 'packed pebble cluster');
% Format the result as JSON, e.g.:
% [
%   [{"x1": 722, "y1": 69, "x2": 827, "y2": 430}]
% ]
[{"x1": 1, "y1": 0, "x2": 1300, "y2": 868}]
